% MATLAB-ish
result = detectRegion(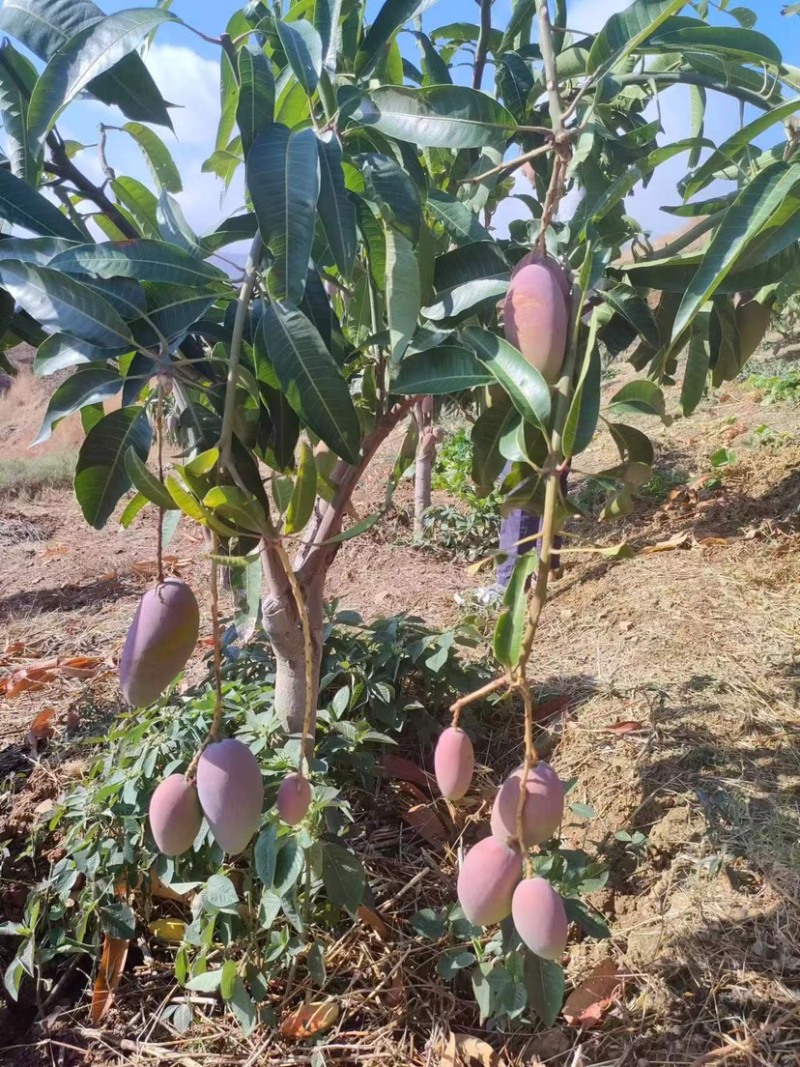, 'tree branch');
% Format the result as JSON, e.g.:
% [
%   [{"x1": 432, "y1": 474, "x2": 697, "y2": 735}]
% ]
[
  {"x1": 472, "y1": 0, "x2": 493, "y2": 91},
  {"x1": 46, "y1": 131, "x2": 138, "y2": 239},
  {"x1": 294, "y1": 397, "x2": 416, "y2": 581}
]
